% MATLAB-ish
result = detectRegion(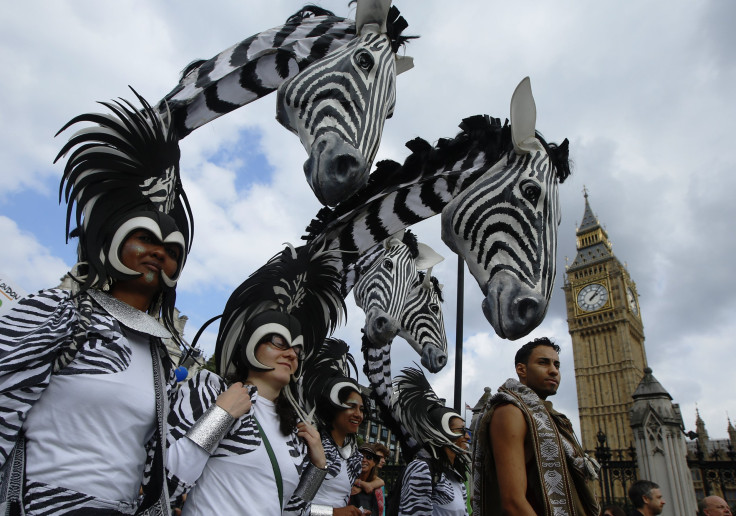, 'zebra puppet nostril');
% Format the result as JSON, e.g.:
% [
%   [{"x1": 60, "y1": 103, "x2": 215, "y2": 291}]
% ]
[
  {"x1": 374, "y1": 315, "x2": 389, "y2": 330},
  {"x1": 516, "y1": 296, "x2": 542, "y2": 325},
  {"x1": 305, "y1": 133, "x2": 368, "y2": 206},
  {"x1": 335, "y1": 154, "x2": 360, "y2": 176}
]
